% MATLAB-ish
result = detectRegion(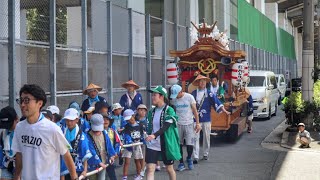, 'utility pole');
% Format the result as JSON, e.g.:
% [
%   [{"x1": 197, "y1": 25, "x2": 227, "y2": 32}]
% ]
[{"x1": 302, "y1": 0, "x2": 315, "y2": 127}]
